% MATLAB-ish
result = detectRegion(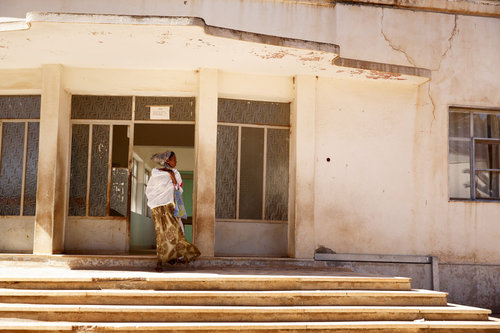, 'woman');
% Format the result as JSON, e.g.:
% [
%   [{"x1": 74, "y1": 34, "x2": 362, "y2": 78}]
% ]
[{"x1": 146, "y1": 150, "x2": 200, "y2": 271}]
